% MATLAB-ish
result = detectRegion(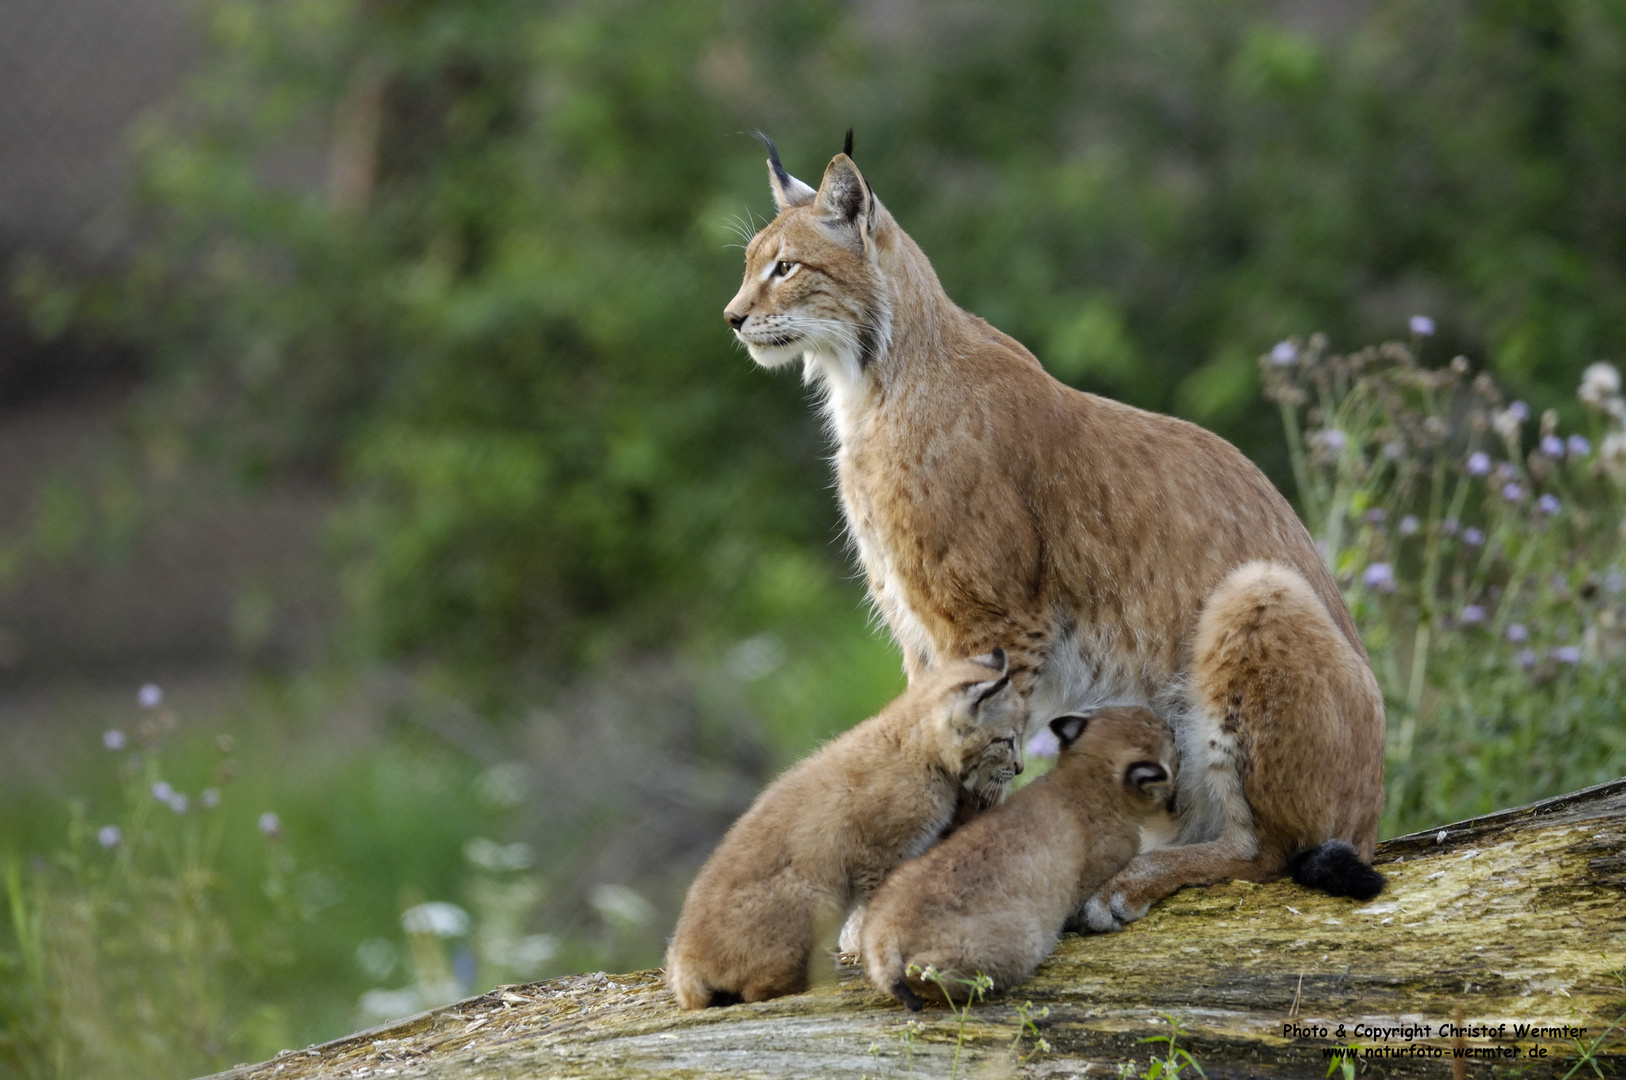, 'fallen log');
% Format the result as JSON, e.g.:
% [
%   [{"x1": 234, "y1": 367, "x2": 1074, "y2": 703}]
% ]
[{"x1": 205, "y1": 778, "x2": 1626, "y2": 1079}]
